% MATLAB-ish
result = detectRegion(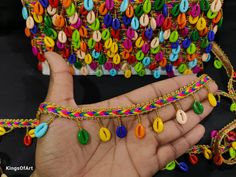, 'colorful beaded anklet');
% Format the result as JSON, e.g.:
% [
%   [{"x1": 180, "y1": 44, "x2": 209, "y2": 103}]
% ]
[{"x1": 33, "y1": 74, "x2": 215, "y2": 144}]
